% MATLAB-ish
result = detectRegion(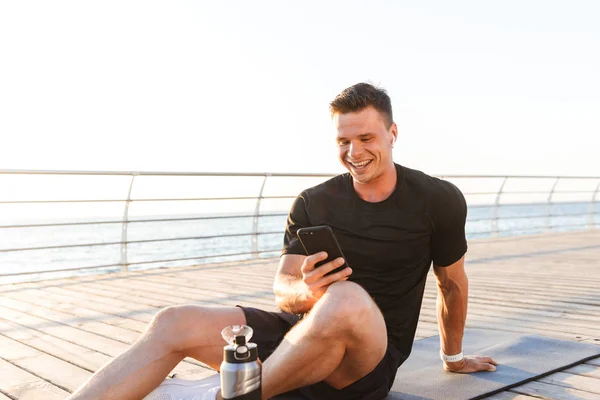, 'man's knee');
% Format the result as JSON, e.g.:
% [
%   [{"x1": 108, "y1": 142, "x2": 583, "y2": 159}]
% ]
[
  {"x1": 147, "y1": 305, "x2": 207, "y2": 352},
  {"x1": 147, "y1": 306, "x2": 183, "y2": 347},
  {"x1": 317, "y1": 281, "x2": 382, "y2": 334}
]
